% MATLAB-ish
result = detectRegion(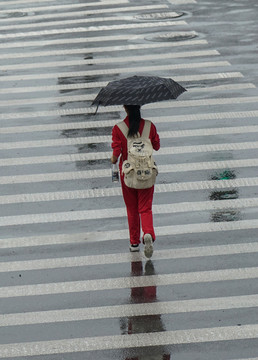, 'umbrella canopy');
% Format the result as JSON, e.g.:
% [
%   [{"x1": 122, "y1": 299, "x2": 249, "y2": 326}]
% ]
[{"x1": 91, "y1": 75, "x2": 186, "y2": 108}]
